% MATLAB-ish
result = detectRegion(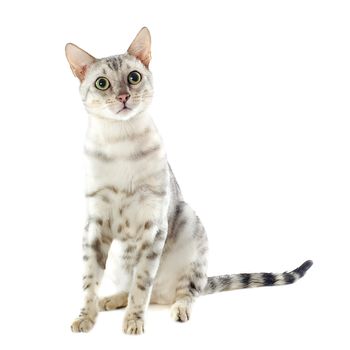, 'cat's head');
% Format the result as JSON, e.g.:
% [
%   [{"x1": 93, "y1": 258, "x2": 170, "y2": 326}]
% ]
[{"x1": 65, "y1": 27, "x2": 153, "y2": 121}]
